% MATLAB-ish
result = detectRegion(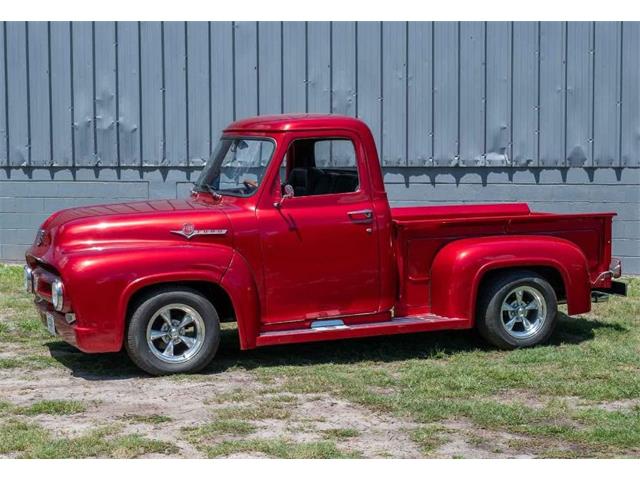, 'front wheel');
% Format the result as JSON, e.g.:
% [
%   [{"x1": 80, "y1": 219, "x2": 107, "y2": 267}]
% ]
[
  {"x1": 476, "y1": 270, "x2": 558, "y2": 349},
  {"x1": 125, "y1": 287, "x2": 220, "y2": 375}
]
